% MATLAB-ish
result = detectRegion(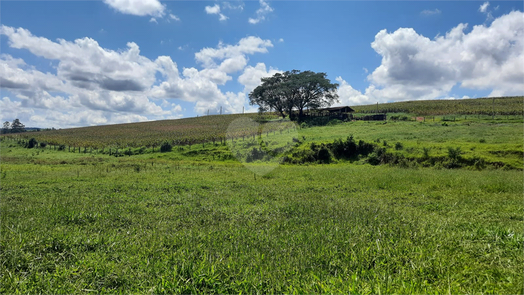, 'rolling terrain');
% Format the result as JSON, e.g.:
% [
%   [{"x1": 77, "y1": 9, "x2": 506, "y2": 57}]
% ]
[{"x1": 1, "y1": 96, "x2": 523, "y2": 293}]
